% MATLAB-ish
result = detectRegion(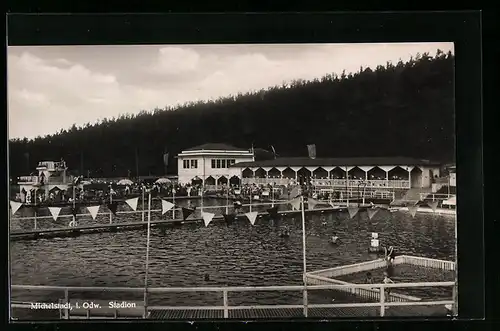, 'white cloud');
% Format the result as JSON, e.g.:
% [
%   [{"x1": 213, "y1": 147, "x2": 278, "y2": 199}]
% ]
[
  {"x1": 154, "y1": 47, "x2": 200, "y2": 74},
  {"x1": 8, "y1": 43, "x2": 454, "y2": 139}
]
